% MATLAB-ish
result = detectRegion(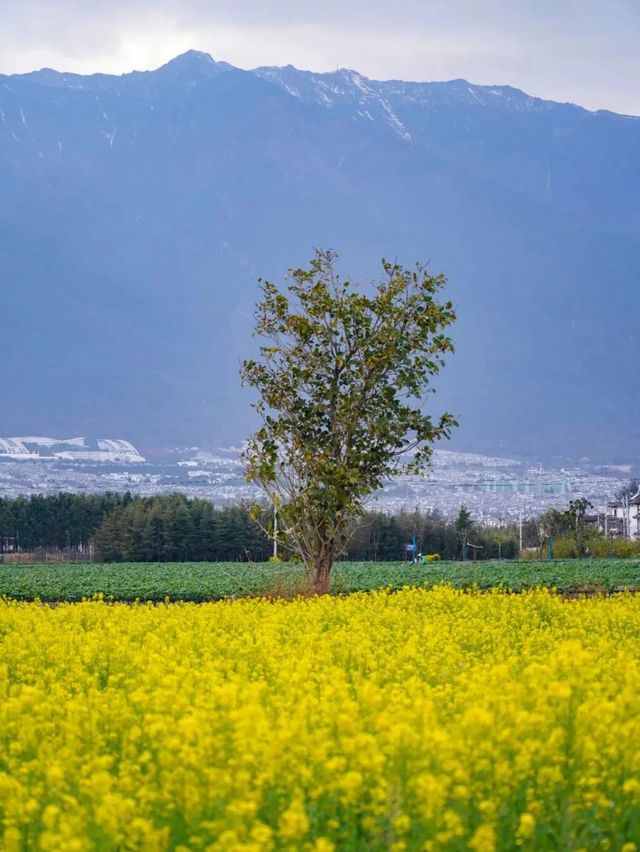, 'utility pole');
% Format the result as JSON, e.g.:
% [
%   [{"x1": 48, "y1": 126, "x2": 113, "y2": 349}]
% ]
[
  {"x1": 604, "y1": 506, "x2": 614, "y2": 557},
  {"x1": 273, "y1": 503, "x2": 278, "y2": 559},
  {"x1": 624, "y1": 495, "x2": 630, "y2": 541},
  {"x1": 518, "y1": 510, "x2": 523, "y2": 555}
]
